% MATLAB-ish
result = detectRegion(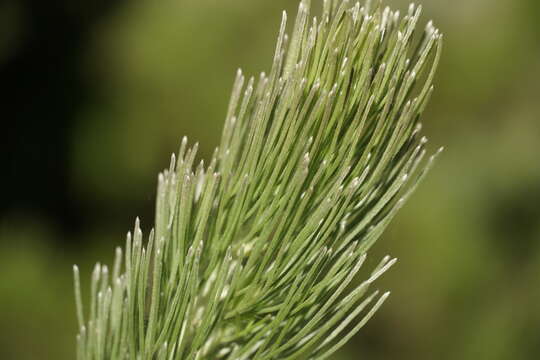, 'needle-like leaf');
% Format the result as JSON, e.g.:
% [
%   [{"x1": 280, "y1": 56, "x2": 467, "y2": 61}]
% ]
[{"x1": 73, "y1": 1, "x2": 443, "y2": 359}]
